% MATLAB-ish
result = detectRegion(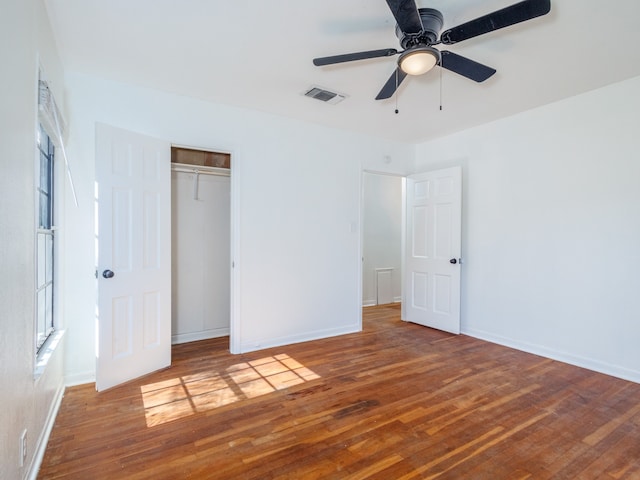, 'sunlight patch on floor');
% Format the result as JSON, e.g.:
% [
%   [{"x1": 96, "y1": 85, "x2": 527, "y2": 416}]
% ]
[{"x1": 141, "y1": 354, "x2": 320, "y2": 427}]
